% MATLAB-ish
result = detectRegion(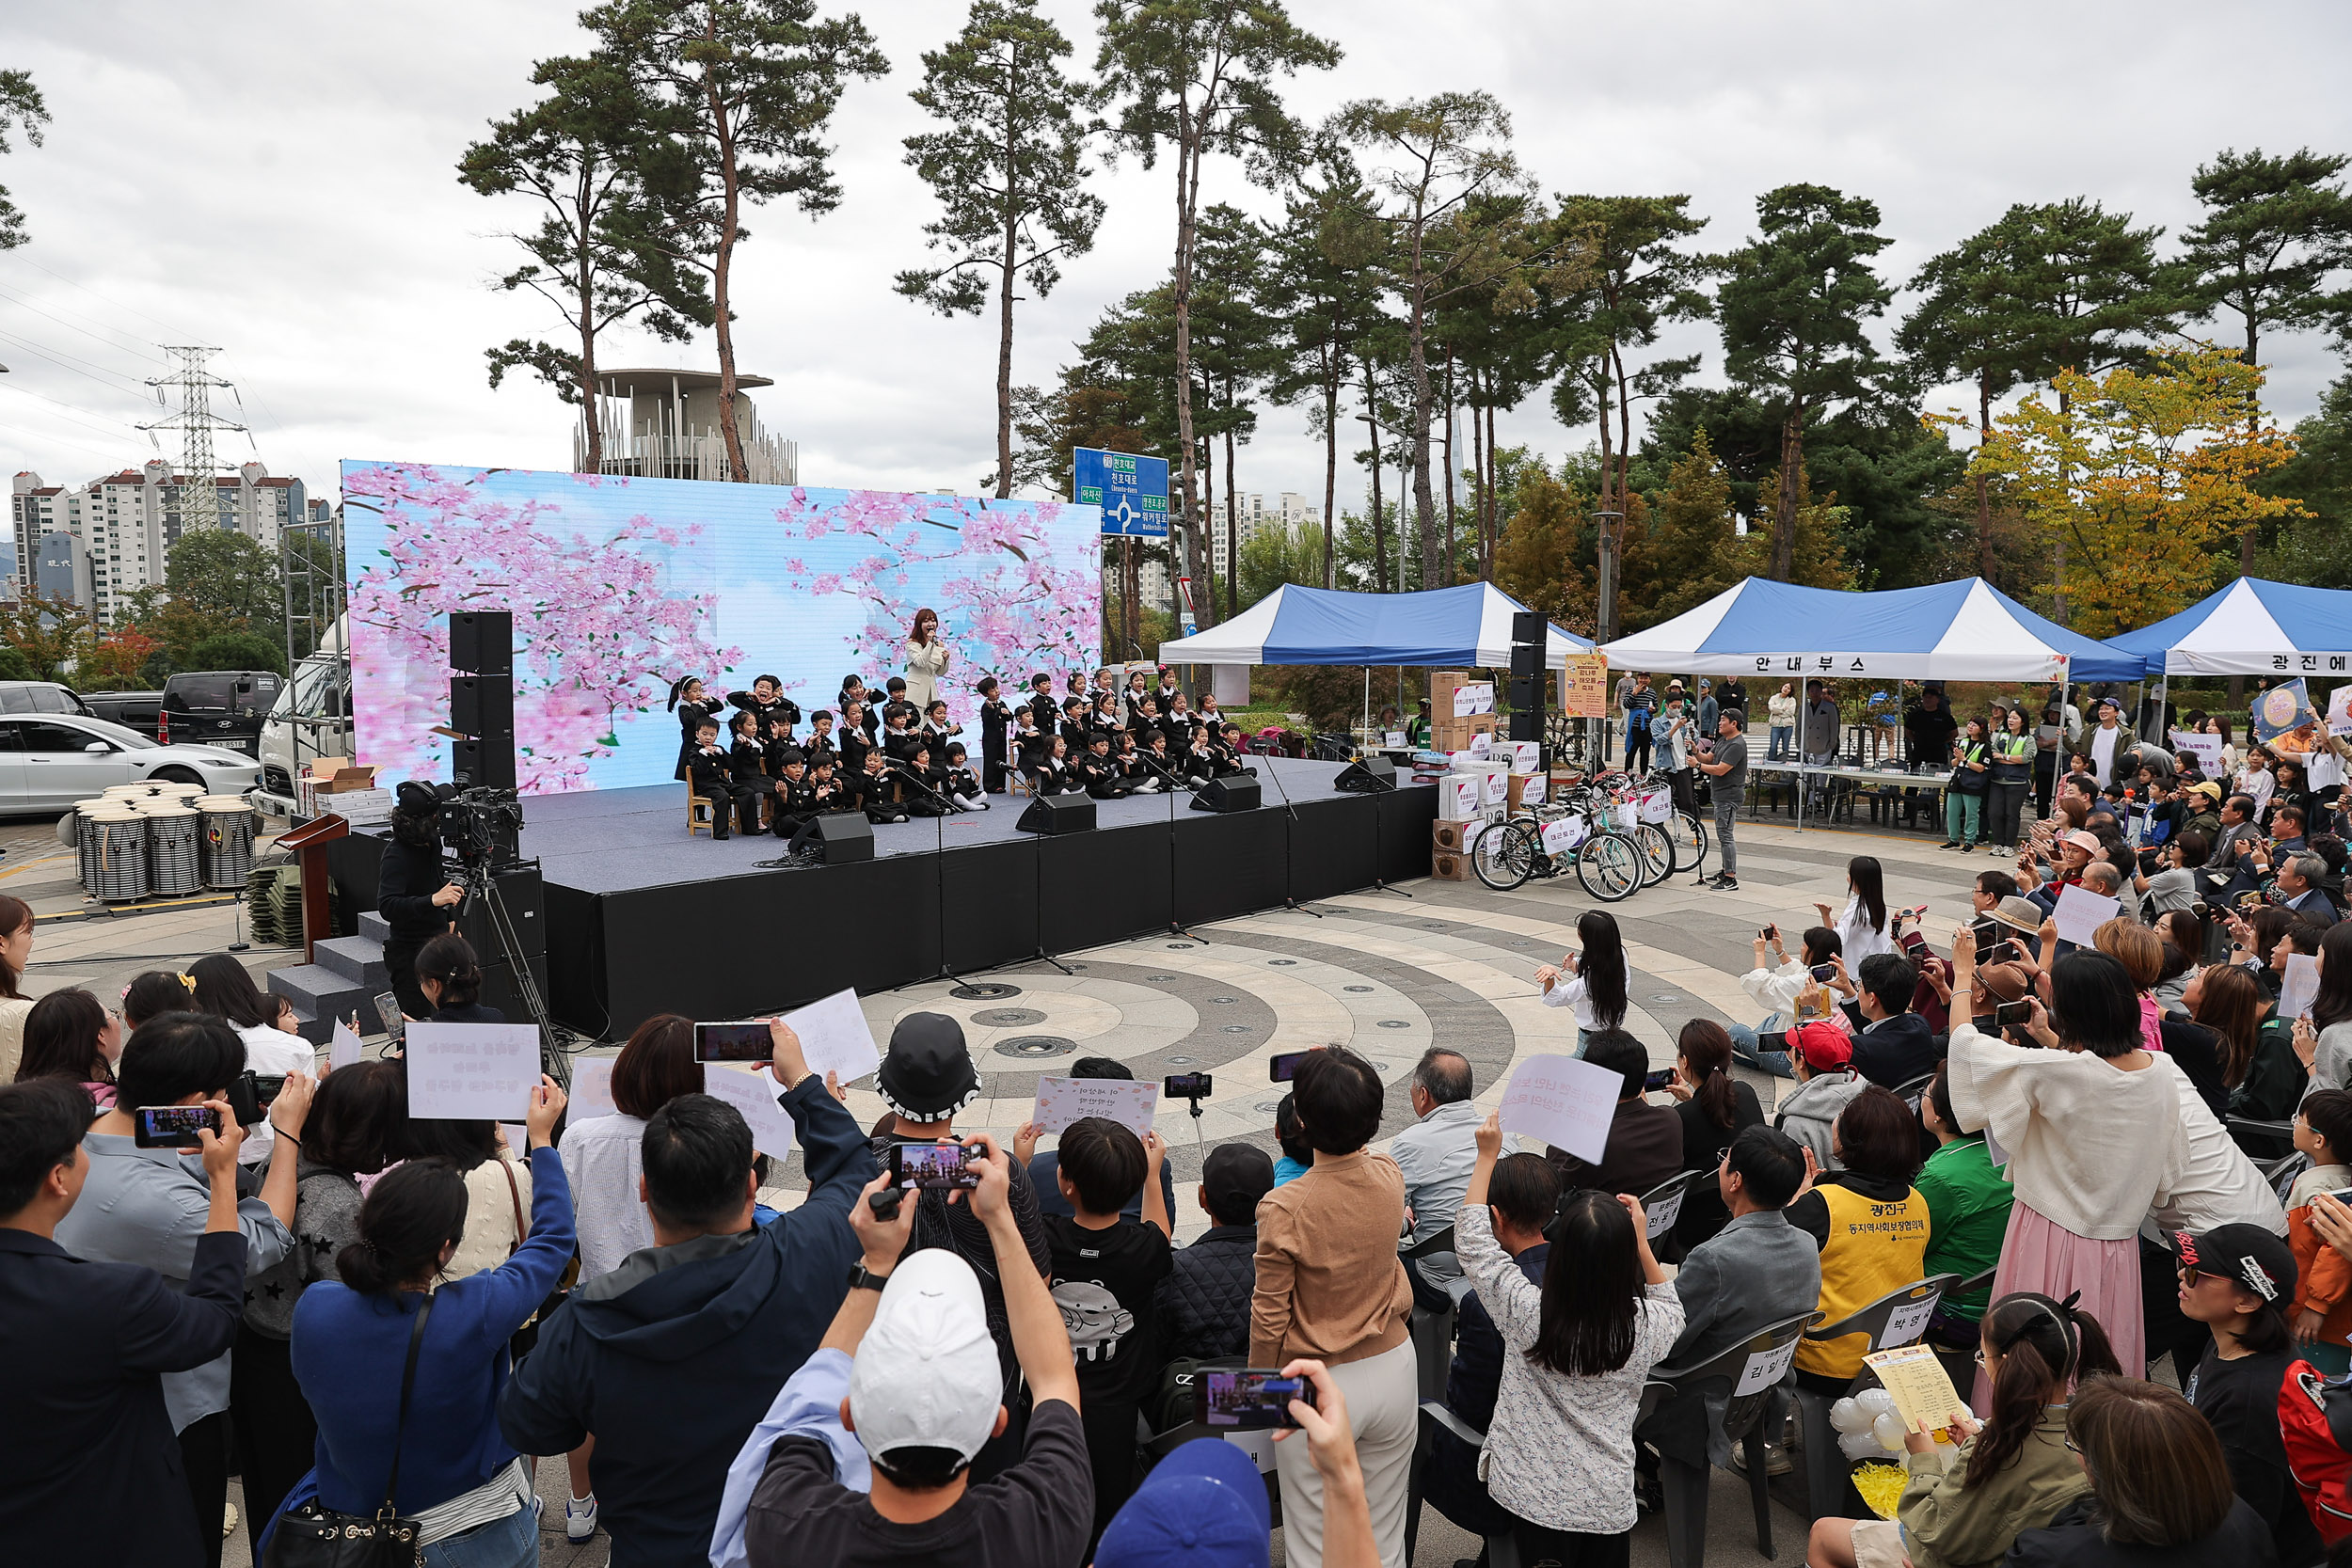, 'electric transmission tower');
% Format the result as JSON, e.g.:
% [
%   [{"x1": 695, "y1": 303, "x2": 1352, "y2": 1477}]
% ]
[{"x1": 139, "y1": 345, "x2": 248, "y2": 532}]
